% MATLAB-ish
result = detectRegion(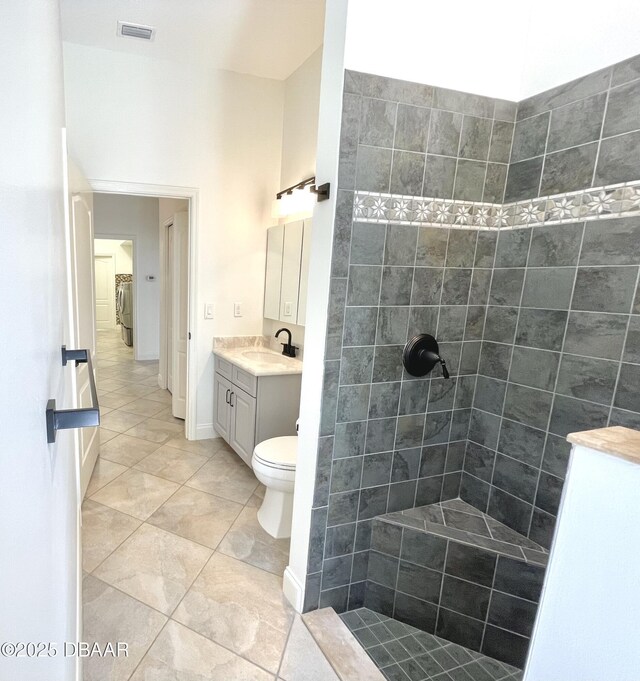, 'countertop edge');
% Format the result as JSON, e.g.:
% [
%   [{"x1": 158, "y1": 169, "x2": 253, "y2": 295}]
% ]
[
  {"x1": 568, "y1": 426, "x2": 640, "y2": 465},
  {"x1": 212, "y1": 347, "x2": 303, "y2": 377}
]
